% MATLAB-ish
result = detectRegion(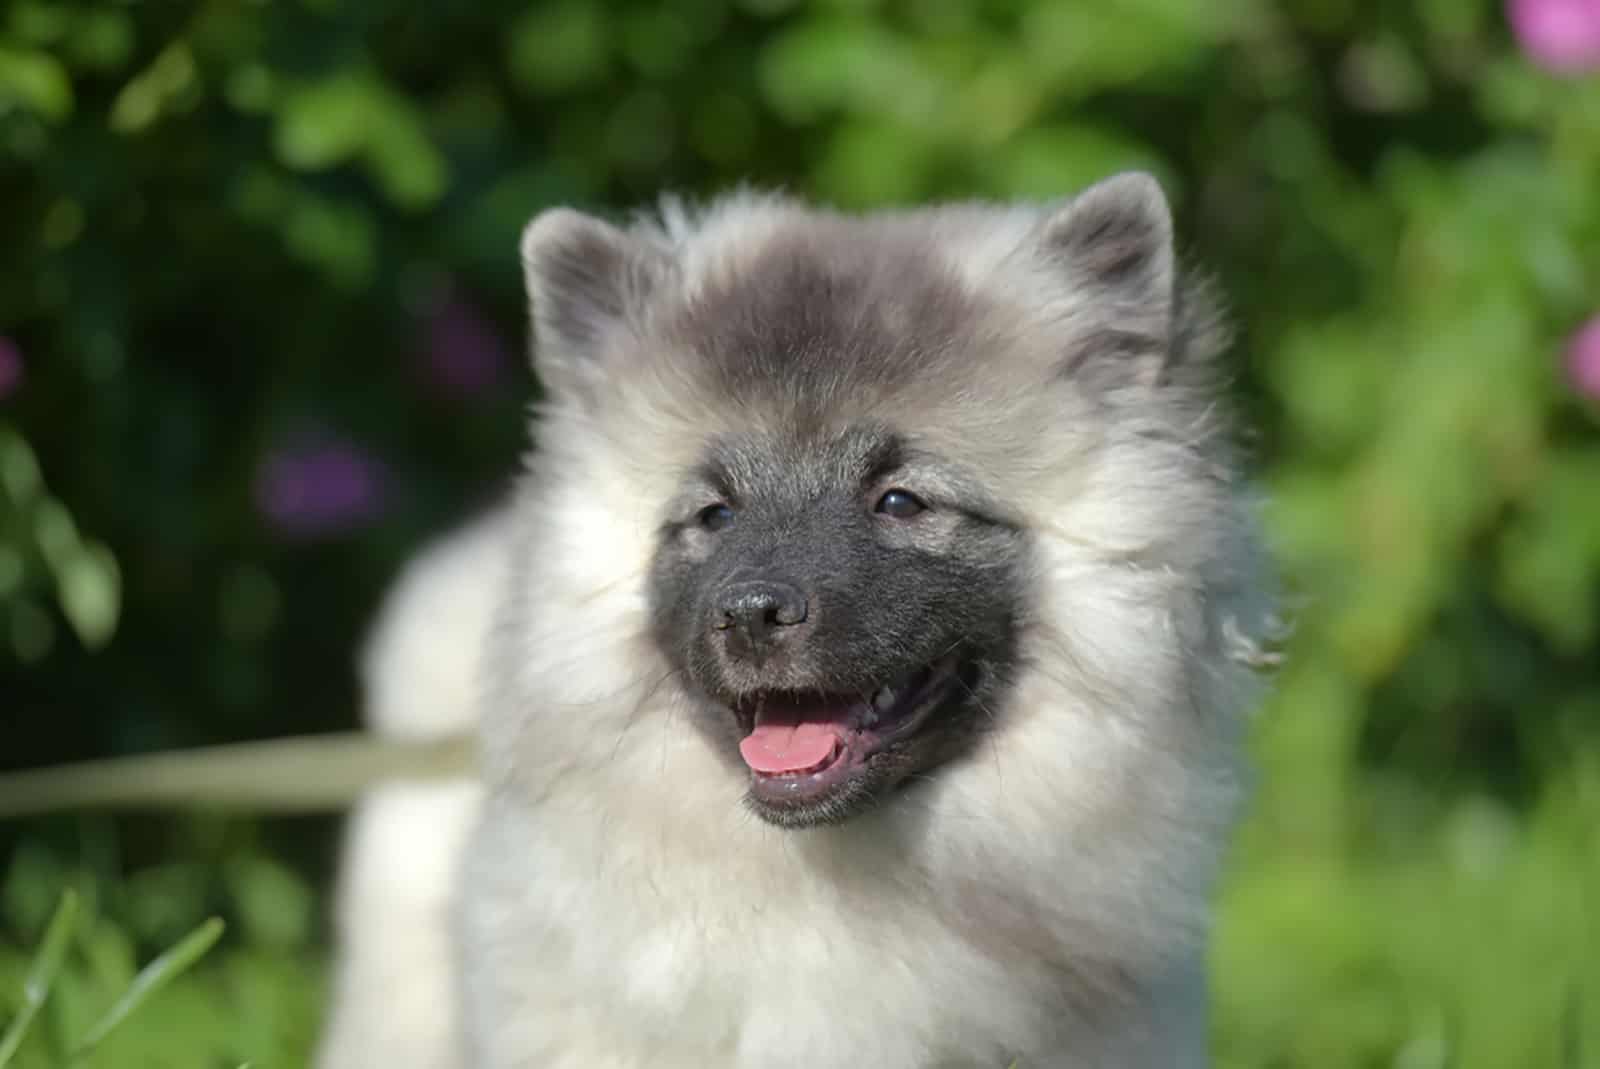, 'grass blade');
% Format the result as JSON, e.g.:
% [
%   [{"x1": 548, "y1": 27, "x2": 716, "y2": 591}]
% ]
[
  {"x1": 0, "y1": 890, "x2": 81, "y2": 1069},
  {"x1": 65, "y1": 917, "x2": 225, "y2": 1064}
]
